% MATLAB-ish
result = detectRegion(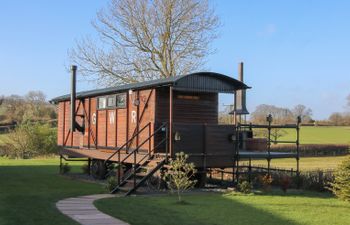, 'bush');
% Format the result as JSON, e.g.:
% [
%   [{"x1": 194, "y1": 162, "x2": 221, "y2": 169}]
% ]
[
  {"x1": 3, "y1": 122, "x2": 57, "y2": 158},
  {"x1": 330, "y1": 156, "x2": 350, "y2": 201},
  {"x1": 280, "y1": 175, "x2": 292, "y2": 193},
  {"x1": 260, "y1": 174, "x2": 273, "y2": 192},
  {"x1": 105, "y1": 176, "x2": 118, "y2": 192},
  {"x1": 271, "y1": 144, "x2": 349, "y2": 157},
  {"x1": 299, "y1": 170, "x2": 334, "y2": 192},
  {"x1": 237, "y1": 181, "x2": 252, "y2": 194},
  {"x1": 267, "y1": 170, "x2": 333, "y2": 192}
]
